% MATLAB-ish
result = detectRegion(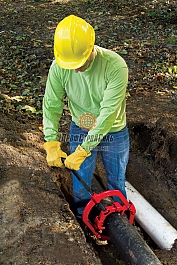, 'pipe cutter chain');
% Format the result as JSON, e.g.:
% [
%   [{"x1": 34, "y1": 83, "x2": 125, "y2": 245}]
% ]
[{"x1": 82, "y1": 190, "x2": 136, "y2": 241}]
